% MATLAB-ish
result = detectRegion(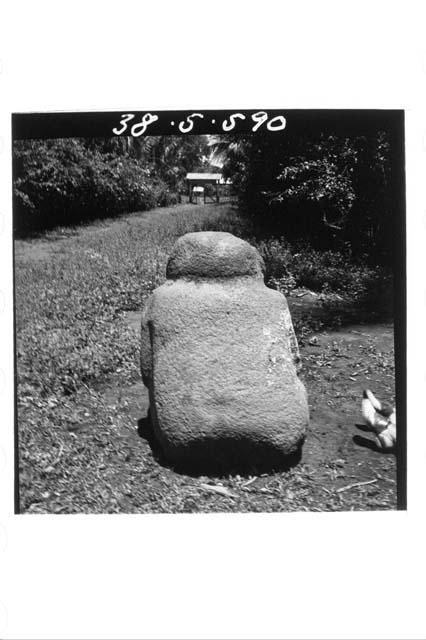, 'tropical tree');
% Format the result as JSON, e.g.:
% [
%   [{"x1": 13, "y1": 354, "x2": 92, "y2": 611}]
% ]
[{"x1": 209, "y1": 130, "x2": 393, "y2": 263}]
